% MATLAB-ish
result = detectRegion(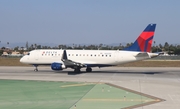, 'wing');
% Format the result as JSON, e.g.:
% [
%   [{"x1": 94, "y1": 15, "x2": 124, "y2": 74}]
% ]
[{"x1": 61, "y1": 50, "x2": 86, "y2": 68}]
